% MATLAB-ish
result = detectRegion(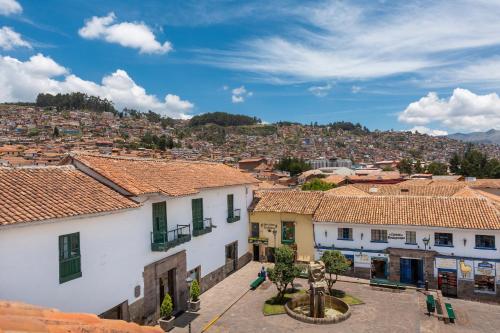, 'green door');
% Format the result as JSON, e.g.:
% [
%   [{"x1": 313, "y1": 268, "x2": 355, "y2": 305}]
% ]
[
  {"x1": 192, "y1": 198, "x2": 204, "y2": 231},
  {"x1": 153, "y1": 202, "x2": 167, "y2": 243}
]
